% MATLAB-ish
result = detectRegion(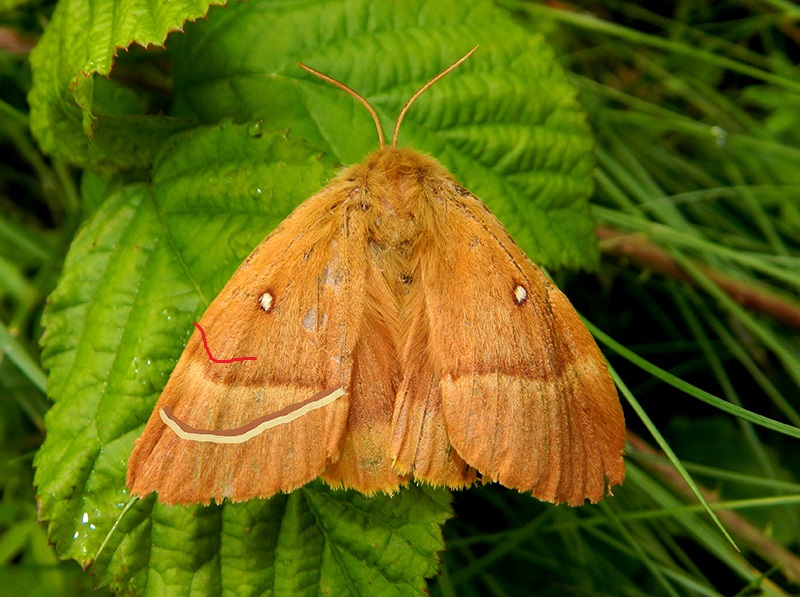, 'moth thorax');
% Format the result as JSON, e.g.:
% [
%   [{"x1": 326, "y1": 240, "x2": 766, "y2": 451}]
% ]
[
  {"x1": 365, "y1": 205, "x2": 421, "y2": 252},
  {"x1": 360, "y1": 148, "x2": 444, "y2": 250}
]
